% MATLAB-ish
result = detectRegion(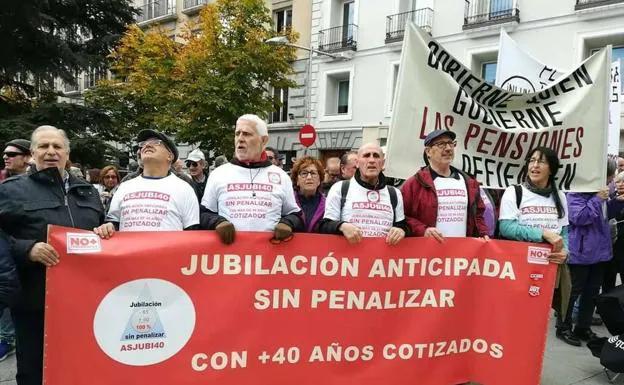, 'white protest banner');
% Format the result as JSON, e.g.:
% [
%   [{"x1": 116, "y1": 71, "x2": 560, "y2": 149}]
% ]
[
  {"x1": 385, "y1": 23, "x2": 609, "y2": 191},
  {"x1": 496, "y1": 30, "x2": 620, "y2": 159}
]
